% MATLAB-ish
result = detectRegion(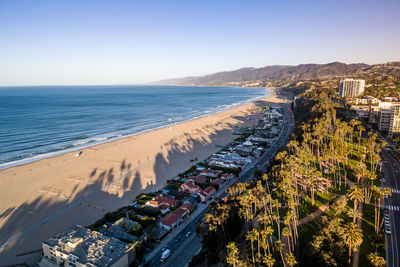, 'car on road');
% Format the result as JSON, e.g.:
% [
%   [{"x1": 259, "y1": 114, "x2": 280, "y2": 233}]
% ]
[
  {"x1": 385, "y1": 225, "x2": 391, "y2": 234},
  {"x1": 160, "y1": 249, "x2": 171, "y2": 262},
  {"x1": 185, "y1": 231, "x2": 192, "y2": 237}
]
